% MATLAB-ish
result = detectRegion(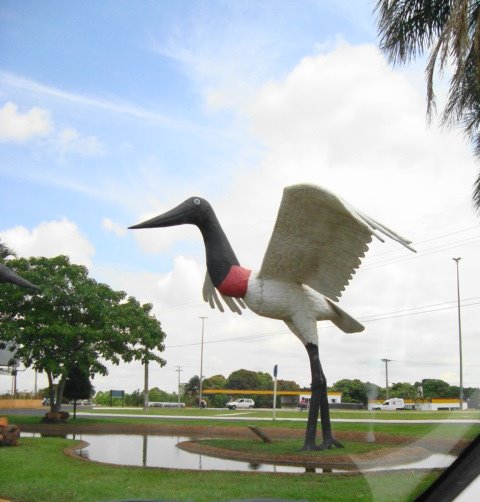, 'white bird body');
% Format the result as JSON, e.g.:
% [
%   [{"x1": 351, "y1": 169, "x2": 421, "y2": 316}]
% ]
[
  {"x1": 243, "y1": 273, "x2": 362, "y2": 345},
  {"x1": 130, "y1": 182, "x2": 415, "y2": 450},
  {"x1": 245, "y1": 272, "x2": 329, "y2": 322}
]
